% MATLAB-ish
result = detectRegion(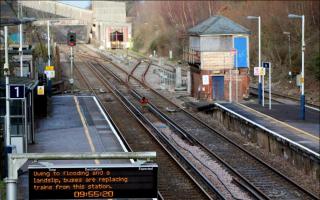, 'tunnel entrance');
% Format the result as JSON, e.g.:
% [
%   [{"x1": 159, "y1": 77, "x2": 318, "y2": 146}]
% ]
[{"x1": 110, "y1": 31, "x2": 124, "y2": 49}]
